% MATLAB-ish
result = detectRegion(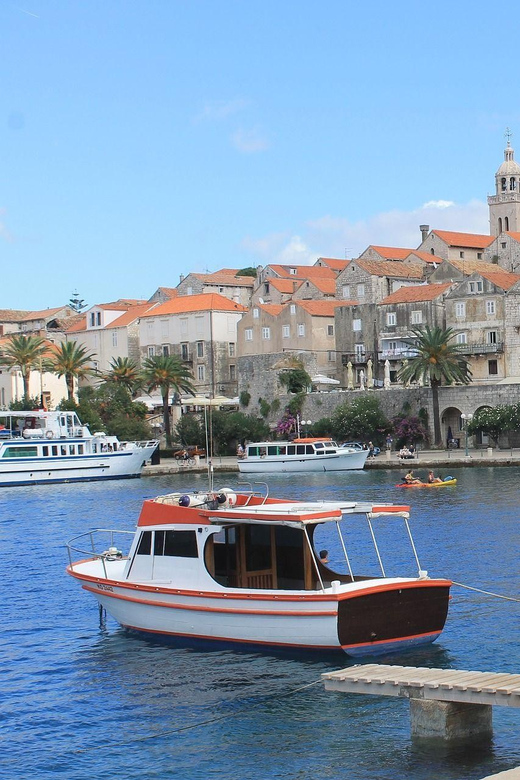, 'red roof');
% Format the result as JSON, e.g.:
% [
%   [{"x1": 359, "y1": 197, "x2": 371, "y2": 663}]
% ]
[
  {"x1": 448, "y1": 259, "x2": 497, "y2": 275},
  {"x1": 379, "y1": 283, "x2": 452, "y2": 305},
  {"x1": 432, "y1": 230, "x2": 494, "y2": 249},
  {"x1": 65, "y1": 316, "x2": 87, "y2": 333},
  {"x1": 505, "y1": 232, "x2": 520, "y2": 242},
  {"x1": 296, "y1": 278, "x2": 337, "y2": 294},
  {"x1": 140, "y1": 293, "x2": 246, "y2": 317},
  {"x1": 476, "y1": 269, "x2": 520, "y2": 290},
  {"x1": 316, "y1": 257, "x2": 348, "y2": 271},
  {"x1": 292, "y1": 300, "x2": 345, "y2": 316},
  {"x1": 109, "y1": 303, "x2": 159, "y2": 327},
  {"x1": 192, "y1": 272, "x2": 255, "y2": 287},
  {"x1": 265, "y1": 278, "x2": 299, "y2": 293},
  {"x1": 355, "y1": 259, "x2": 424, "y2": 278},
  {"x1": 368, "y1": 245, "x2": 415, "y2": 260},
  {"x1": 406, "y1": 250, "x2": 444, "y2": 264},
  {"x1": 256, "y1": 303, "x2": 284, "y2": 316}
]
